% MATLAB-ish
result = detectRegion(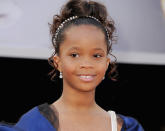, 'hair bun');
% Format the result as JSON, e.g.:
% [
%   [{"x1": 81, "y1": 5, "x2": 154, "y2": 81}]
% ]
[{"x1": 60, "y1": 0, "x2": 107, "y2": 23}]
